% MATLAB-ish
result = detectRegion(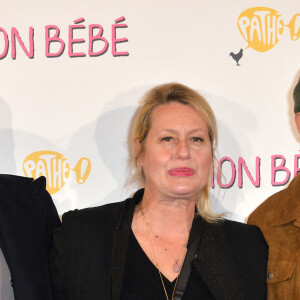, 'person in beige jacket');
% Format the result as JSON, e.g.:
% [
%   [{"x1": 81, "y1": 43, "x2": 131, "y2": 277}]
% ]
[{"x1": 248, "y1": 77, "x2": 300, "y2": 300}]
